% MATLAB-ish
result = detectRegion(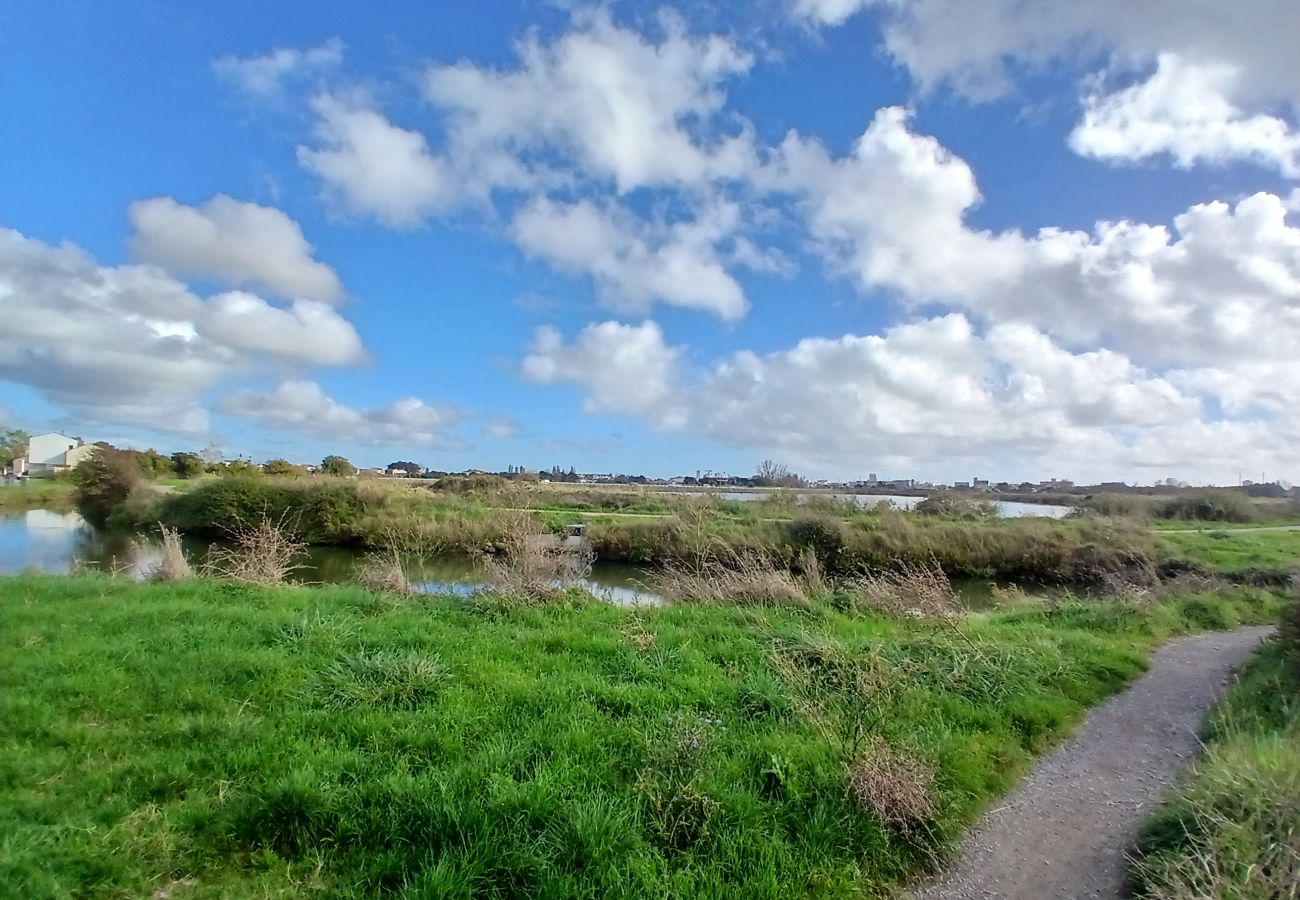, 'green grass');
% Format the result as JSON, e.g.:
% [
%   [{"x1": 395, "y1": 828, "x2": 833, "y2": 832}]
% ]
[
  {"x1": 1157, "y1": 528, "x2": 1300, "y2": 576},
  {"x1": 0, "y1": 574, "x2": 1282, "y2": 898},
  {"x1": 0, "y1": 479, "x2": 75, "y2": 511},
  {"x1": 1130, "y1": 626, "x2": 1299, "y2": 898}
]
